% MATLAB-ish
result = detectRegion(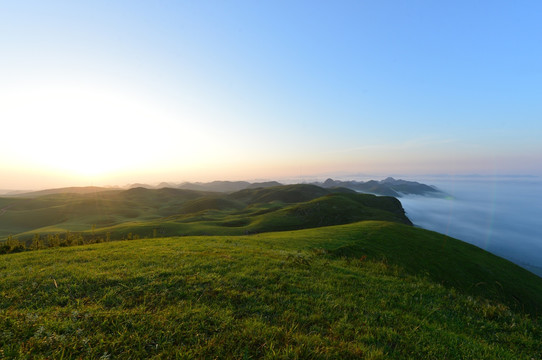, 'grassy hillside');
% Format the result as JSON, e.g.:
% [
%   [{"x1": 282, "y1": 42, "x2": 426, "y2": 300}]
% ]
[
  {"x1": 0, "y1": 185, "x2": 411, "y2": 242},
  {"x1": 1, "y1": 221, "x2": 541, "y2": 359}
]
